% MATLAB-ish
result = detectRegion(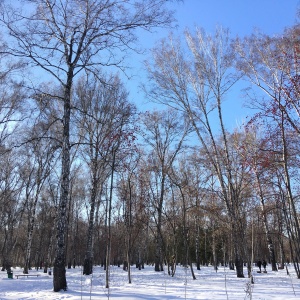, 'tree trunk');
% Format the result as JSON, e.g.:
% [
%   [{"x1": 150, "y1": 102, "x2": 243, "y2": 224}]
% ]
[
  {"x1": 127, "y1": 247, "x2": 131, "y2": 284},
  {"x1": 155, "y1": 176, "x2": 165, "y2": 272},
  {"x1": 125, "y1": 177, "x2": 133, "y2": 283},
  {"x1": 255, "y1": 172, "x2": 278, "y2": 272},
  {"x1": 195, "y1": 222, "x2": 201, "y2": 270},
  {"x1": 232, "y1": 223, "x2": 244, "y2": 278},
  {"x1": 276, "y1": 205, "x2": 285, "y2": 270},
  {"x1": 263, "y1": 220, "x2": 278, "y2": 272},
  {"x1": 154, "y1": 216, "x2": 164, "y2": 272},
  {"x1": 212, "y1": 228, "x2": 218, "y2": 272},
  {"x1": 83, "y1": 177, "x2": 98, "y2": 275},
  {"x1": 2, "y1": 227, "x2": 13, "y2": 274},
  {"x1": 24, "y1": 194, "x2": 39, "y2": 274},
  {"x1": 105, "y1": 150, "x2": 115, "y2": 288},
  {"x1": 53, "y1": 75, "x2": 72, "y2": 292}
]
